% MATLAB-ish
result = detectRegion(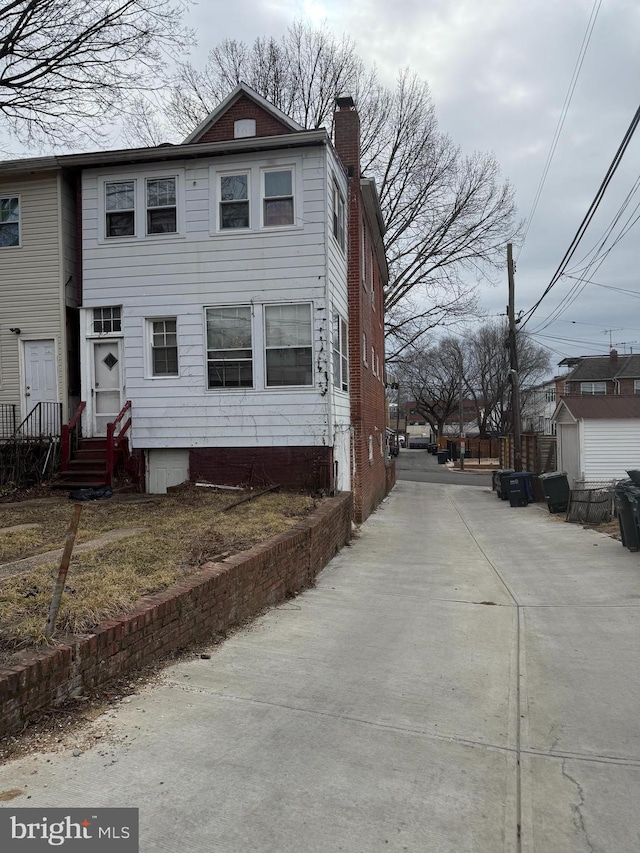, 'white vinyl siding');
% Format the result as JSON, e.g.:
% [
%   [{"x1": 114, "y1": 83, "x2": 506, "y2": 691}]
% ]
[
  {"x1": 81, "y1": 147, "x2": 338, "y2": 448},
  {"x1": 0, "y1": 173, "x2": 66, "y2": 415},
  {"x1": 581, "y1": 419, "x2": 640, "y2": 483}
]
